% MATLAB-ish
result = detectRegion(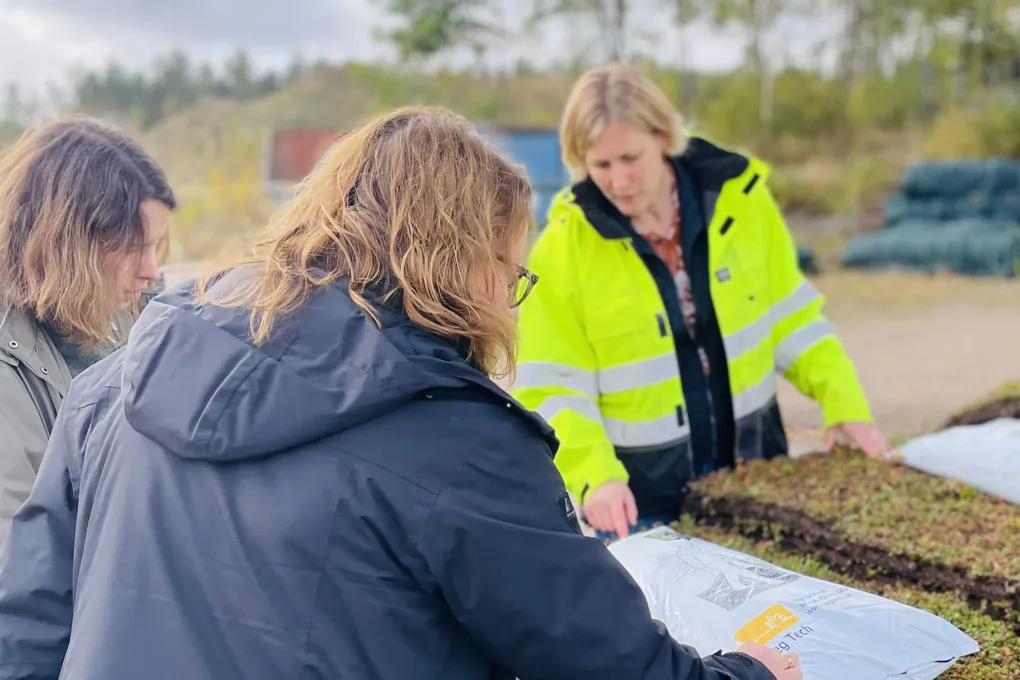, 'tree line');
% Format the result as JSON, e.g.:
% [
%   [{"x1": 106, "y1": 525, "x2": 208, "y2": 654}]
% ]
[
  {"x1": 0, "y1": 50, "x2": 324, "y2": 136},
  {"x1": 382, "y1": 0, "x2": 1020, "y2": 124},
  {"x1": 2, "y1": 0, "x2": 1019, "y2": 150}
]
